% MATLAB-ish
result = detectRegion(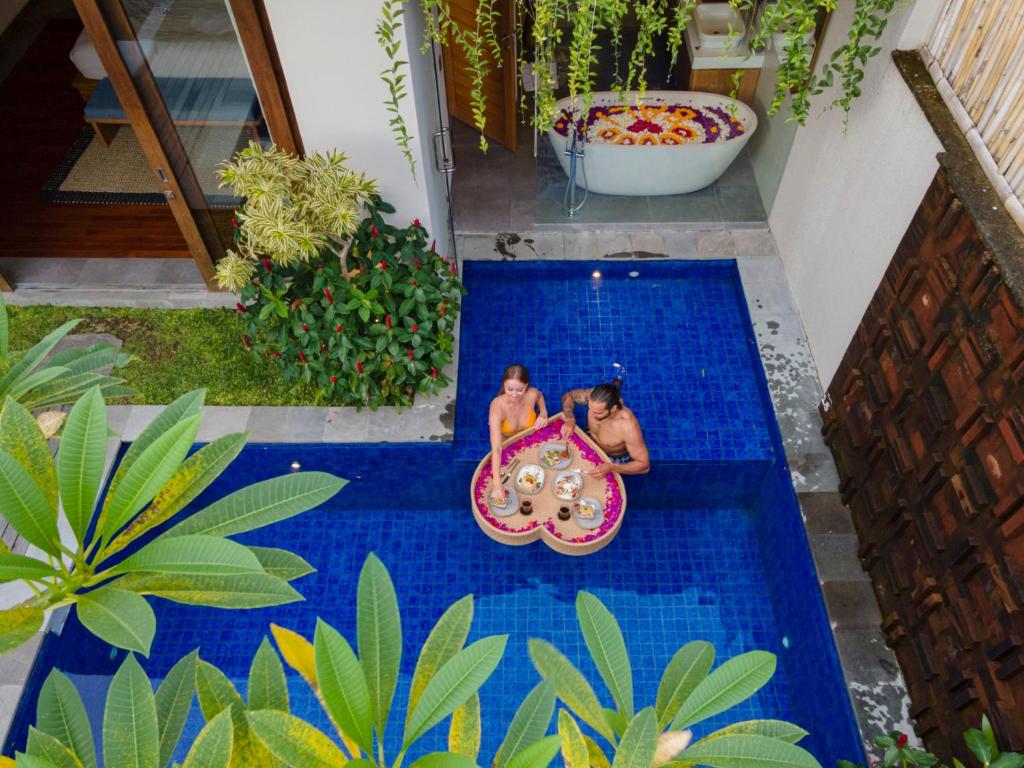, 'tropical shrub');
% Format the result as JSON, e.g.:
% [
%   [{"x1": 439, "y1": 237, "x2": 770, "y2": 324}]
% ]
[
  {"x1": 0, "y1": 294, "x2": 132, "y2": 434},
  {"x1": 0, "y1": 387, "x2": 345, "y2": 657},
  {"x1": 529, "y1": 591, "x2": 822, "y2": 768},
  {"x1": 842, "y1": 716, "x2": 1024, "y2": 768},
  {"x1": 235, "y1": 196, "x2": 463, "y2": 408}
]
